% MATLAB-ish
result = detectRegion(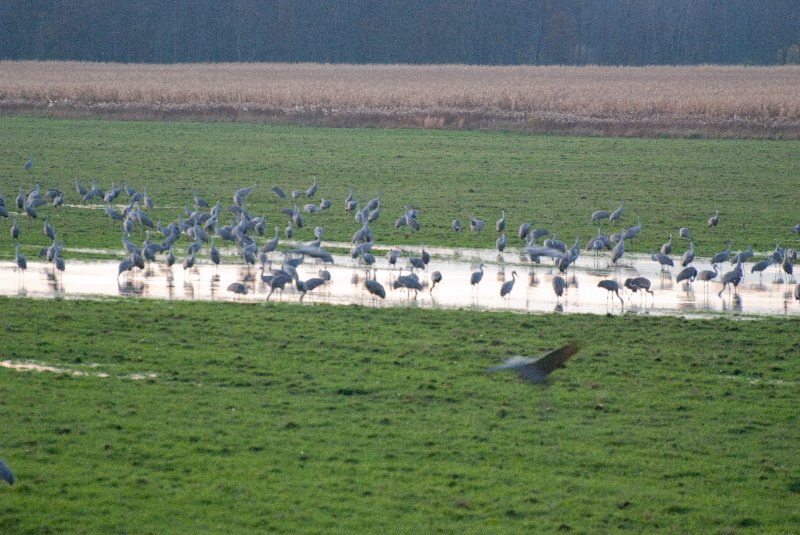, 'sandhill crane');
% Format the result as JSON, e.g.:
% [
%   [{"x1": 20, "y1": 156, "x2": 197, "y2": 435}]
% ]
[
  {"x1": 15, "y1": 243, "x2": 27, "y2": 272},
  {"x1": 487, "y1": 342, "x2": 580, "y2": 385},
  {"x1": 718, "y1": 259, "x2": 743, "y2": 297},
  {"x1": 394, "y1": 272, "x2": 423, "y2": 298},
  {"x1": 305, "y1": 176, "x2": 318, "y2": 198},
  {"x1": 496, "y1": 210, "x2": 506, "y2": 233},
  {"x1": 660, "y1": 235, "x2": 673, "y2": 255},
  {"x1": 500, "y1": 271, "x2": 518, "y2": 298},
  {"x1": 611, "y1": 237, "x2": 625, "y2": 265},
  {"x1": 470, "y1": 263, "x2": 486, "y2": 286},
  {"x1": 598, "y1": 279, "x2": 624, "y2": 305},
  {"x1": 297, "y1": 277, "x2": 326, "y2": 302},
  {"x1": 496, "y1": 233, "x2": 506, "y2": 256},
  {"x1": 697, "y1": 265, "x2": 719, "y2": 291},
  {"x1": 469, "y1": 216, "x2": 485, "y2": 232},
  {"x1": 679, "y1": 227, "x2": 691, "y2": 240},
  {"x1": 364, "y1": 272, "x2": 386, "y2": 301},
  {"x1": 590, "y1": 209, "x2": 610, "y2": 223},
  {"x1": 652, "y1": 252, "x2": 674, "y2": 272},
  {"x1": 708, "y1": 209, "x2": 719, "y2": 227},
  {"x1": 430, "y1": 271, "x2": 442, "y2": 293},
  {"x1": 676, "y1": 266, "x2": 698, "y2": 285},
  {"x1": 518, "y1": 222, "x2": 532, "y2": 240},
  {"x1": 711, "y1": 240, "x2": 734, "y2": 266},
  {"x1": 210, "y1": 239, "x2": 221, "y2": 266},
  {"x1": 623, "y1": 216, "x2": 641, "y2": 241},
  {"x1": 681, "y1": 241, "x2": 695, "y2": 267},
  {"x1": 609, "y1": 200, "x2": 624, "y2": 224},
  {"x1": 227, "y1": 282, "x2": 248, "y2": 296},
  {"x1": 624, "y1": 277, "x2": 653, "y2": 296}
]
